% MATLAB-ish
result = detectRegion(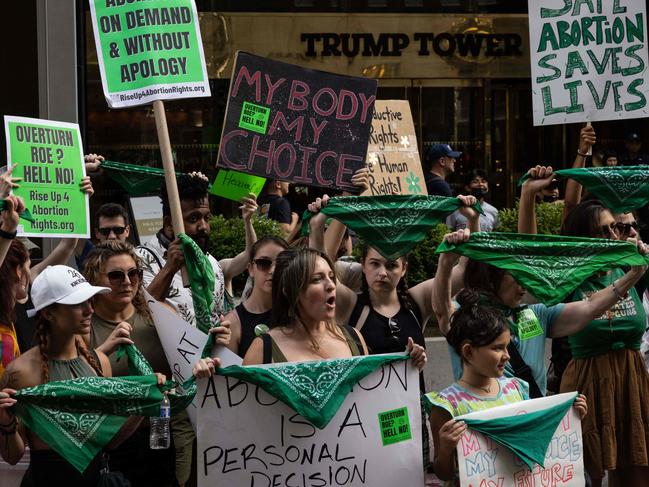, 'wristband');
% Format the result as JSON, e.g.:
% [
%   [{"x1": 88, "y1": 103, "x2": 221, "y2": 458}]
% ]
[
  {"x1": 576, "y1": 150, "x2": 589, "y2": 157},
  {"x1": 0, "y1": 228, "x2": 17, "y2": 240}
]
